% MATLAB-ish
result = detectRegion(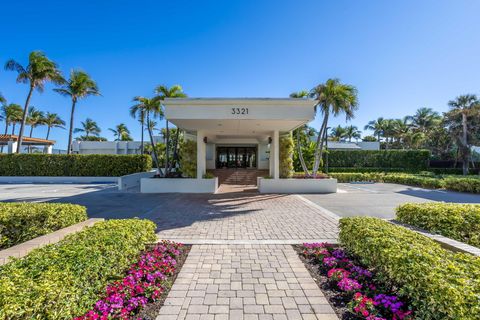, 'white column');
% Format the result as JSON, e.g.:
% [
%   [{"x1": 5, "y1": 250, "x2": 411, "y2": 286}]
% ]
[
  {"x1": 273, "y1": 130, "x2": 280, "y2": 179},
  {"x1": 7, "y1": 141, "x2": 17, "y2": 154},
  {"x1": 44, "y1": 145, "x2": 53, "y2": 154},
  {"x1": 197, "y1": 131, "x2": 206, "y2": 179}
]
